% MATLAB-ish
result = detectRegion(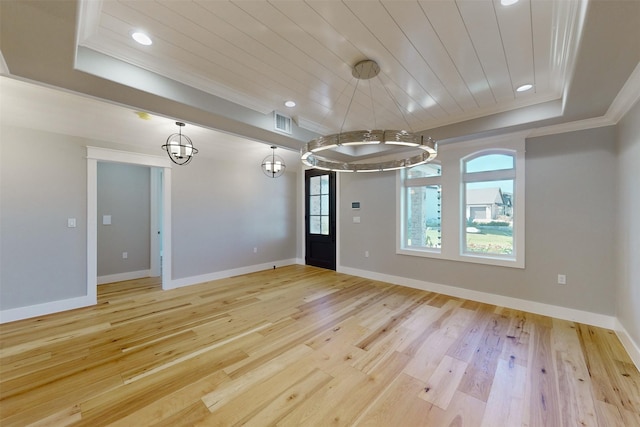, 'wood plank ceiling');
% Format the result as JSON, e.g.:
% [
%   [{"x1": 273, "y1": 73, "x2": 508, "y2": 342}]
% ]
[{"x1": 77, "y1": 0, "x2": 584, "y2": 135}]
